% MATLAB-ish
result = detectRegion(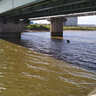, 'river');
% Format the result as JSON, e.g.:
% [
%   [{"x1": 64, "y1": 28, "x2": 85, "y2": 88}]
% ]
[{"x1": 0, "y1": 30, "x2": 96, "y2": 96}]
